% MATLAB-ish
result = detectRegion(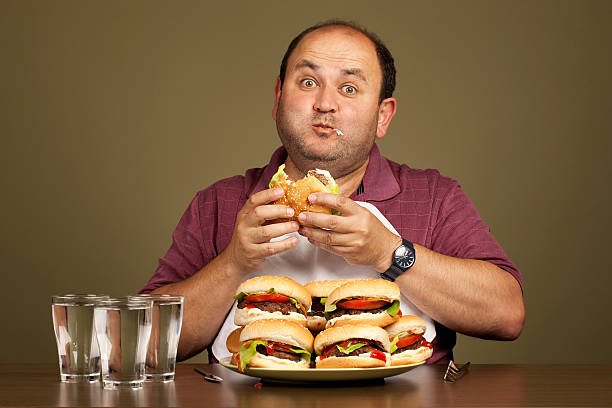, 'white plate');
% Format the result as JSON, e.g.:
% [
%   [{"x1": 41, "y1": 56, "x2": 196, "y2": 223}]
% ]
[{"x1": 219, "y1": 357, "x2": 425, "y2": 383}]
